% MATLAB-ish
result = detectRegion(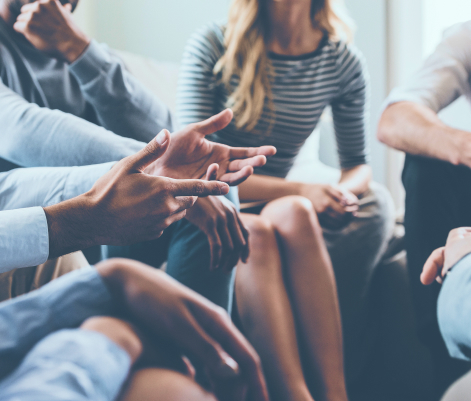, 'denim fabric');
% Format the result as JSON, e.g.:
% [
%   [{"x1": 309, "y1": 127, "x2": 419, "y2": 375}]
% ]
[{"x1": 104, "y1": 188, "x2": 239, "y2": 311}]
